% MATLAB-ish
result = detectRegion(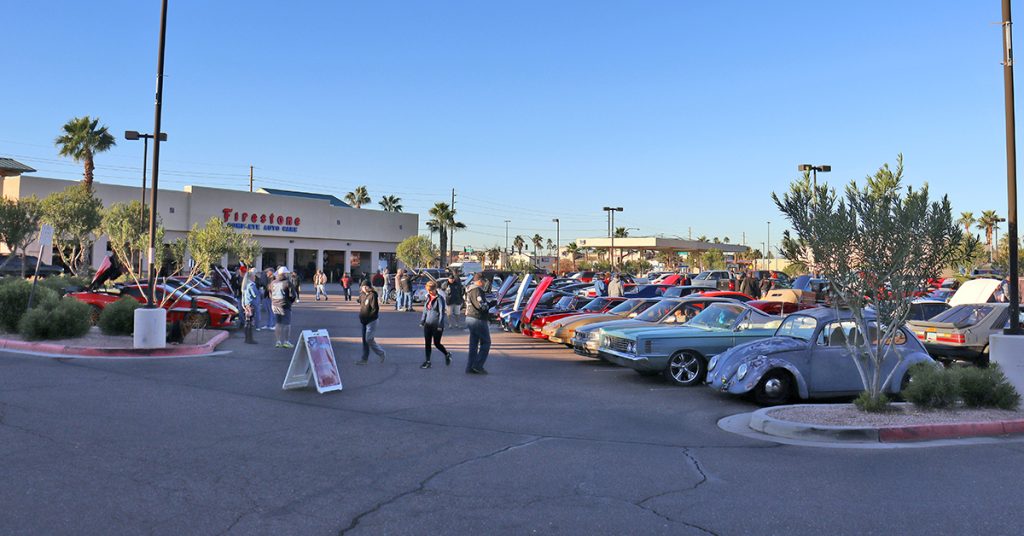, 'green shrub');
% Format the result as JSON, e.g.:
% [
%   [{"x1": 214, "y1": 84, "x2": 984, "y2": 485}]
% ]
[
  {"x1": 36, "y1": 275, "x2": 90, "y2": 295},
  {"x1": 18, "y1": 298, "x2": 91, "y2": 340},
  {"x1": 854, "y1": 392, "x2": 892, "y2": 412},
  {"x1": 902, "y1": 363, "x2": 958, "y2": 409},
  {"x1": 956, "y1": 365, "x2": 1021, "y2": 410},
  {"x1": 0, "y1": 279, "x2": 59, "y2": 333},
  {"x1": 99, "y1": 297, "x2": 140, "y2": 336}
]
